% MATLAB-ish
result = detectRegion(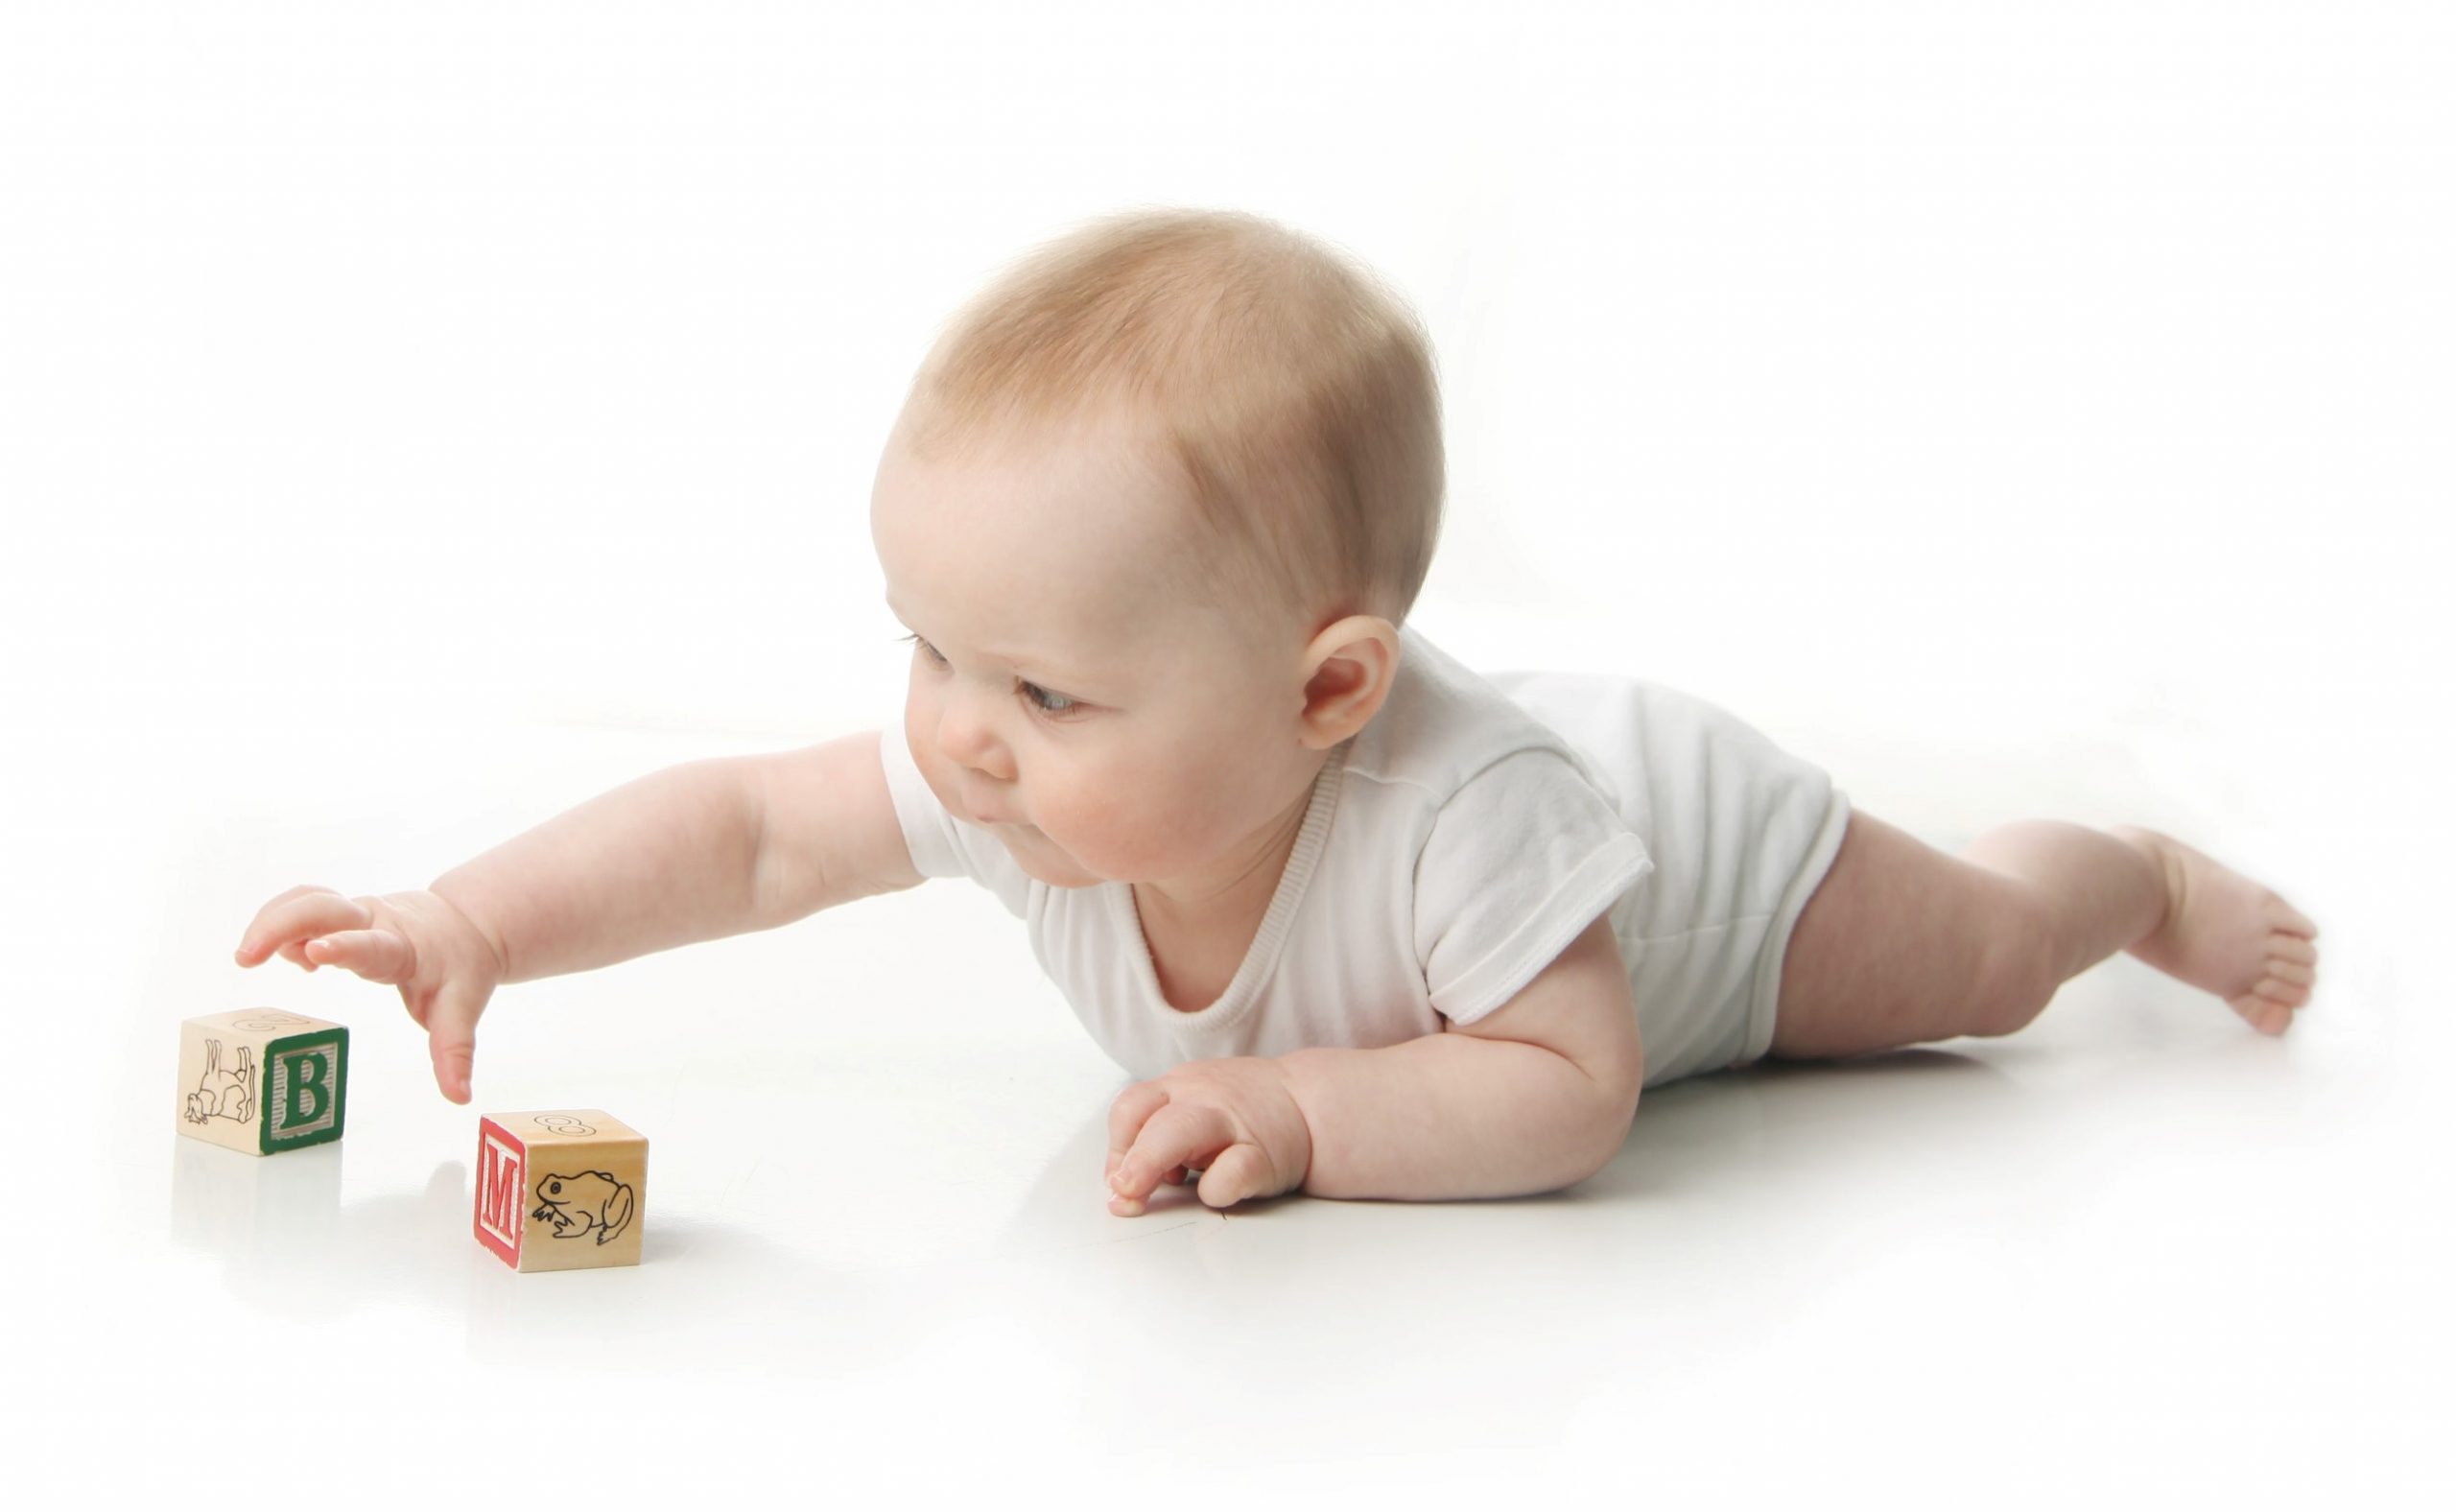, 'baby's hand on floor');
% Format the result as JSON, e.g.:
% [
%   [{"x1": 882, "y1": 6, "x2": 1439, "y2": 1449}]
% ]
[
  {"x1": 1105, "y1": 1056, "x2": 1313, "y2": 1216},
  {"x1": 233, "y1": 885, "x2": 507, "y2": 1104}
]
